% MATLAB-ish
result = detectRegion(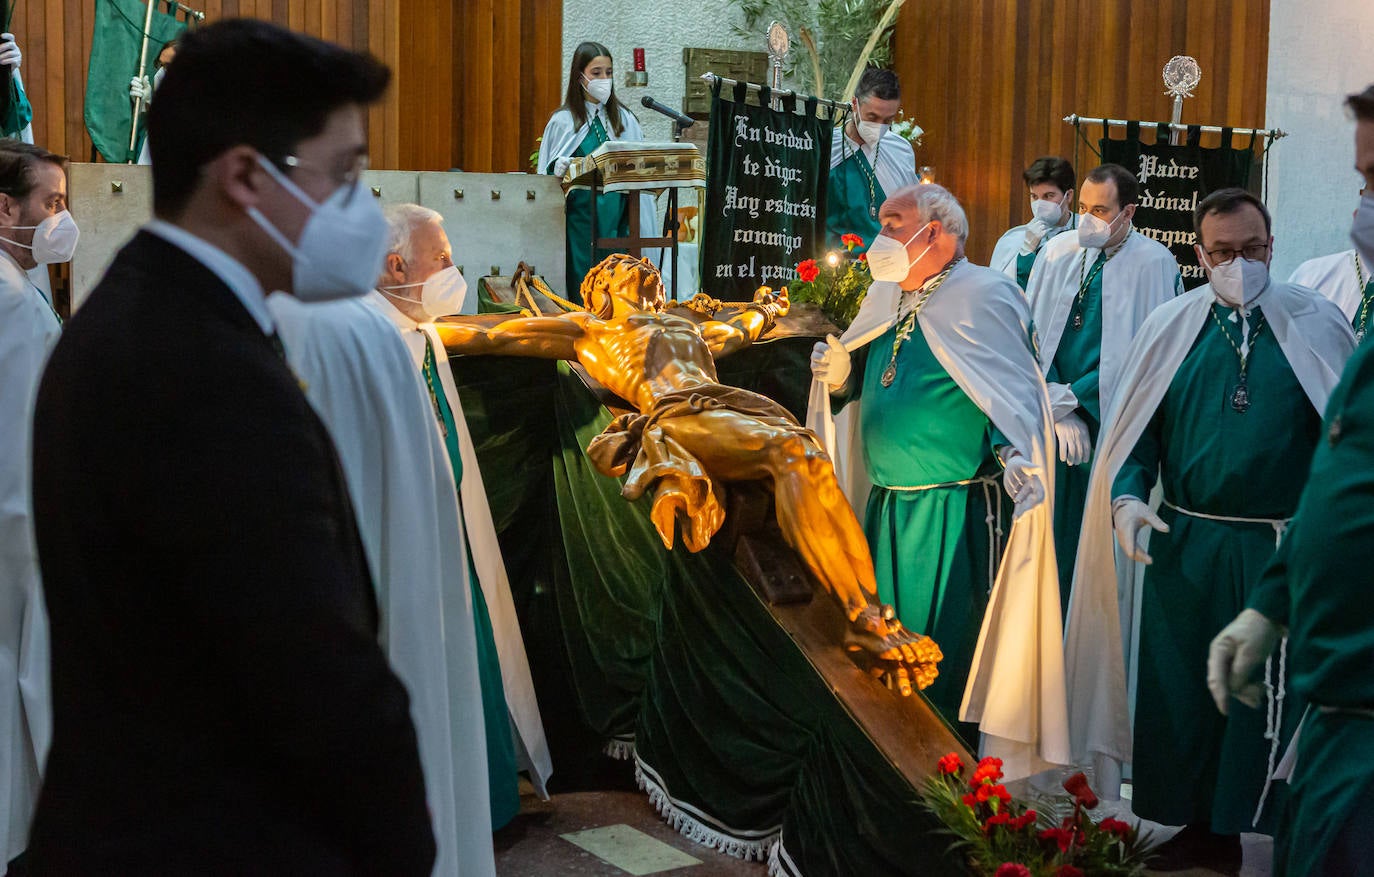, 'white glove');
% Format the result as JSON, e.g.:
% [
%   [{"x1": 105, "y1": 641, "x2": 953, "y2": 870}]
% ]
[
  {"x1": 552, "y1": 156, "x2": 572, "y2": 177},
  {"x1": 1001, "y1": 450, "x2": 1045, "y2": 510},
  {"x1": 1207, "y1": 608, "x2": 1283, "y2": 714},
  {"x1": 0, "y1": 34, "x2": 20, "y2": 70},
  {"x1": 1054, "y1": 411, "x2": 1092, "y2": 466},
  {"x1": 130, "y1": 74, "x2": 152, "y2": 103},
  {"x1": 1047, "y1": 382, "x2": 1080, "y2": 421},
  {"x1": 1019, "y1": 217, "x2": 1052, "y2": 254},
  {"x1": 1112, "y1": 496, "x2": 1169, "y2": 564},
  {"x1": 810, "y1": 333, "x2": 851, "y2": 388}
]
